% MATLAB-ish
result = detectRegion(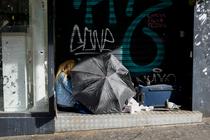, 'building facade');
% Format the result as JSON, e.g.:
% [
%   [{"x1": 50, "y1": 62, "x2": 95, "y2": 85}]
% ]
[{"x1": 0, "y1": 0, "x2": 209, "y2": 137}]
